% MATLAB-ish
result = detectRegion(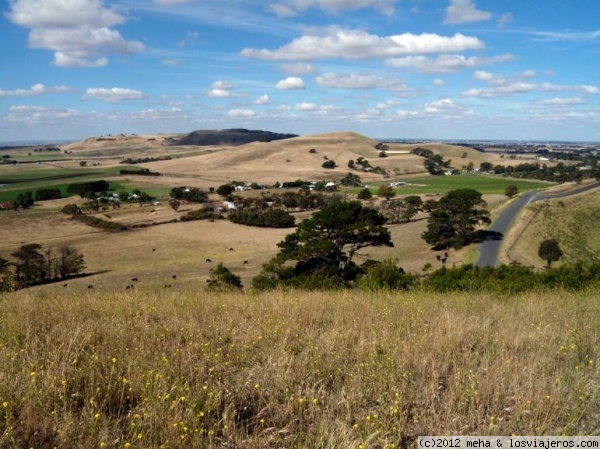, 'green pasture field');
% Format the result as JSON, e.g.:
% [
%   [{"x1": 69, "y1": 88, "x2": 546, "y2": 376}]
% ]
[
  {"x1": 0, "y1": 165, "x2": 160, "y2": 202},
  {"x1": 359, "y1": 174, "x2": 555, "y2": 195}
]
